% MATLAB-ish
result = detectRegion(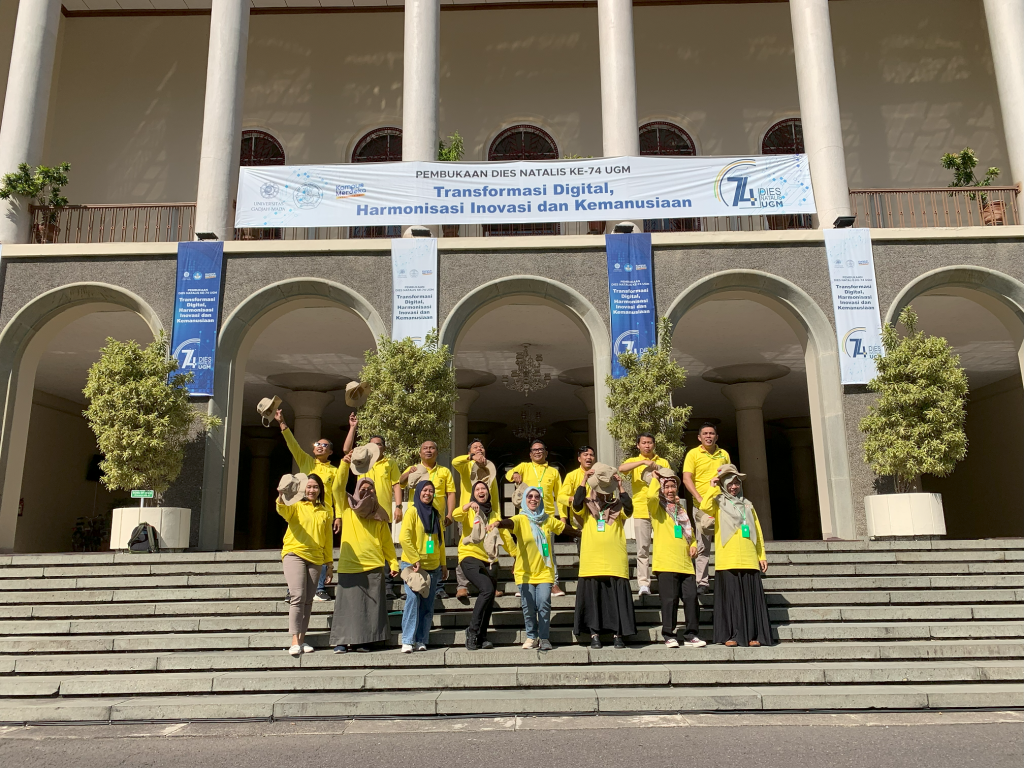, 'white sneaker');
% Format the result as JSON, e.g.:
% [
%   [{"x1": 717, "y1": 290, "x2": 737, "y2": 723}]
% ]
[
  {"x1": 288, "y1": 644, "x2": 302, "y2": 657},
  {"x1": 522, "y1": 638, "x2": 538, "y2": 649},
  {"x1": 415, "y1": 643, "x2": 428, "y2": 652},
  {"x1": 664, "y1": 637, "x2": 680, "y2": 648},
  {"x1": 301, "y1": 643, "x2": 314, "y2": 654},
  {"x1": 685, "y1": 637, "x2": 707, "y2": 648},
  {"x1": 401, "y1": 644, "x2": 414, "y2": 653},
  {"x1": 538, "y1": 639, "x2": 553, "y2": 651},
  {"x1": 638, "y1": 585, "x2": 651, "y2": 596}
]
